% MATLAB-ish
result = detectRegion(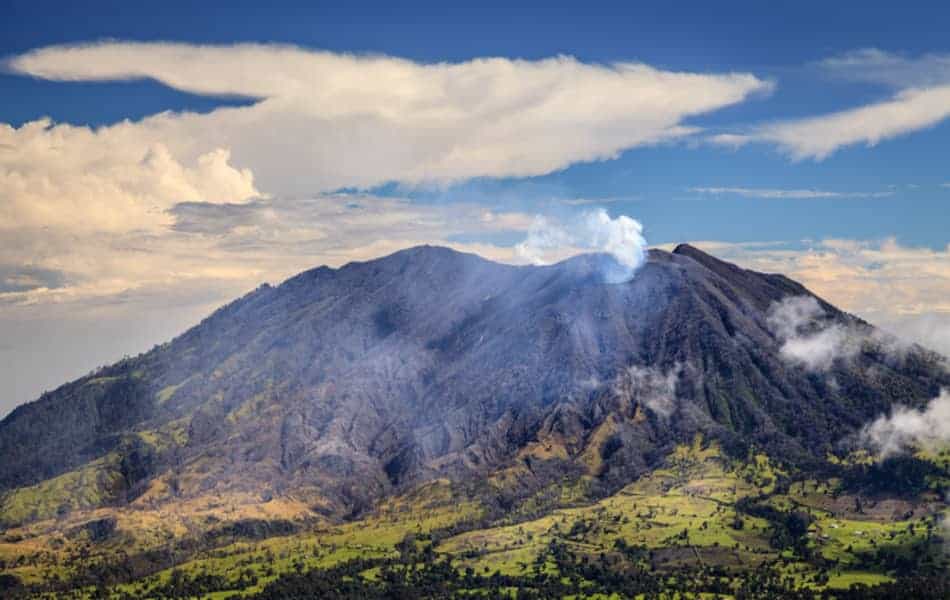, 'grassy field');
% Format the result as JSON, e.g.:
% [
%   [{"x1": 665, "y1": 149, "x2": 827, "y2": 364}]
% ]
[{"x1": 1, "y1": 440, "x2": 946, "y2": 598}]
